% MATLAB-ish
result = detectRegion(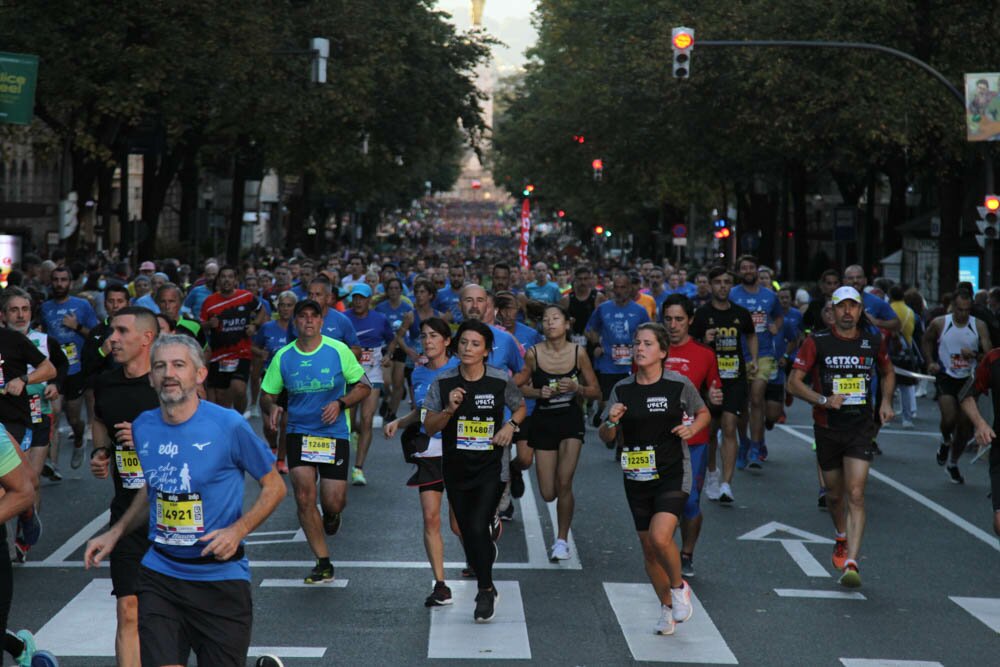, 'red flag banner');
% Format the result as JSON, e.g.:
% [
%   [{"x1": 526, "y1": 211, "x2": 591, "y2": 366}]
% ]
[{"x1": 519, "y1": 199, "x2": 531, "y2": 269}]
